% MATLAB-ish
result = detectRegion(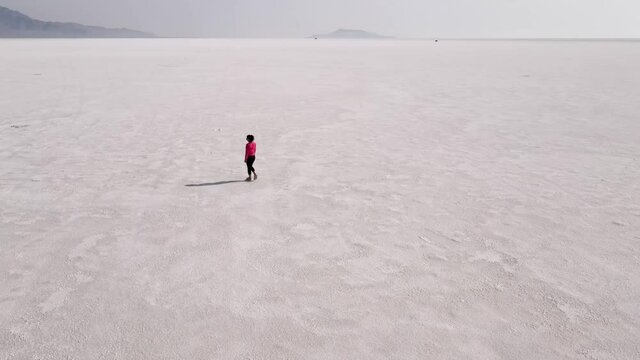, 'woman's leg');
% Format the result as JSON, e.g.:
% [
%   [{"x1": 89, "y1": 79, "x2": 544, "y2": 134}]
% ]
[{"x1": 246, "y1": 156, "x2": 255, "y2": 178}]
